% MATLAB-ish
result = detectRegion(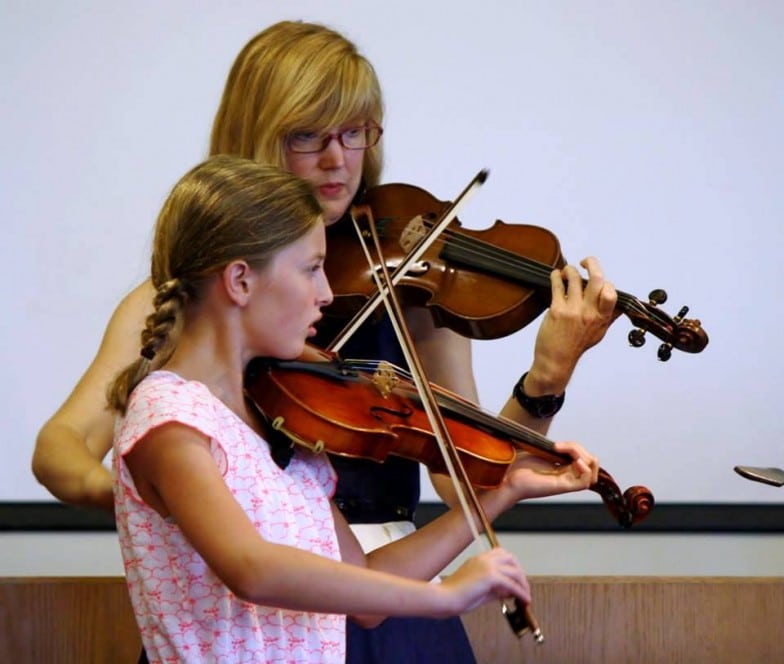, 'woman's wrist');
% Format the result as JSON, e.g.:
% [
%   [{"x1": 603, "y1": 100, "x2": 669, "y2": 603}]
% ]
[{"x1": 513, "y1": 372, "x2": 565, "y2": 419}]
